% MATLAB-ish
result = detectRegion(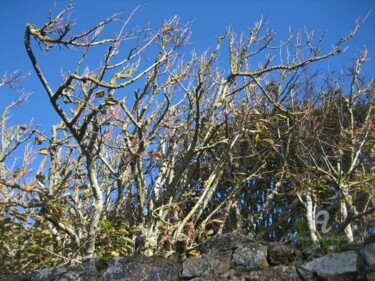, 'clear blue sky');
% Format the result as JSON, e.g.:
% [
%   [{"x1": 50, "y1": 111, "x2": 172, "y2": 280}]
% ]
[{"x1": 1, "y1": 0, "x2": 374, "y2": 132}]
